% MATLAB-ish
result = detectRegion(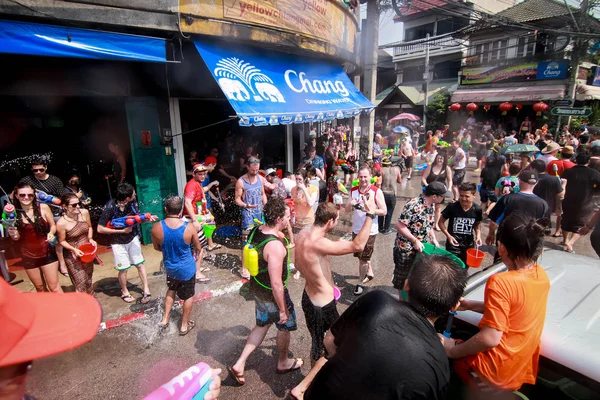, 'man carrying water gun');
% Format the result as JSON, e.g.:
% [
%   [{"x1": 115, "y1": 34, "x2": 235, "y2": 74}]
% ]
[
  {"x1": 228, "y1": 198, "x2": 303, "y2": 386},
  {"x1": 98, "y1": 183, "x2": 155, "y2": 304}
]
